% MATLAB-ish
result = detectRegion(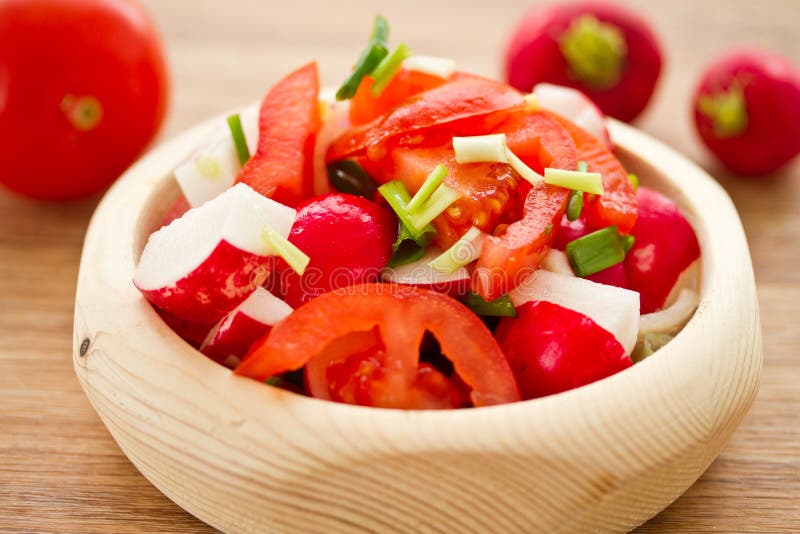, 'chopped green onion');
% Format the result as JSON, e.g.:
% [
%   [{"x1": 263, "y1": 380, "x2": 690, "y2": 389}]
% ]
[
  {"x1": 428, "y1": 226, "x2": 486, "y2": 274},
  {"x1": 370, "y1": 14, "x2": 390, "y2": 43},
  {"x1": 464, "y1": 292, "x2": 517, "y2": 317},
  {"x1": 265, "y1": 376, "x2": 282, "y2": 387},
  {"x1": 628, "y1": 173, "x2": 639, "y2": 190},
  {"x1": 327, "y1": 160, "x2": 377, "y2": 198},
  {"x1": 621, "y1": 234, "x2": 635, "y2": 252},
  {"x1": 565, "y1": 225, "x2": 628, "y2": 277},
  {"x1": 389, "y1": 223, "x2": 435, "y2": 267},
  {"x1": 545, "y1": 224, "x2": 553, "y2": 237},
  {"x1": 566, "y1": 190, "x2": 584, "y2": 221},
  {"x1": 227, "y1": 114, "x2": 251, "y2": 165},
  {"x1": 453, "y1": 134, "x2": 509, "y2": 164},
  {"x1": 544, "y1": 167, "x2": 604, "y2": 195},
  {"x1": 407, "y1": 164, "x2": 448, "y2": 213},
  {"x1": 336, "y1": 16, "x2": 391, "y2": 100},
  {"x1": 371, "y1": 43, "x2": 413, "y2": 96},
  {"x1": 407, "y1": 183, "x2": 460, "y2": 230},
  {"x1": 378, "y1": 180, "x2": 424, "y2": 237},
  {"x1": 577, "y1": 160, "x2": 588, "y2": 172},
  {"x1": 505, "y1": 148, "x2": 545, "y2": 185},
  {"x1": 261, "y1": 225, "x2": 310, "y2": 275}
]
